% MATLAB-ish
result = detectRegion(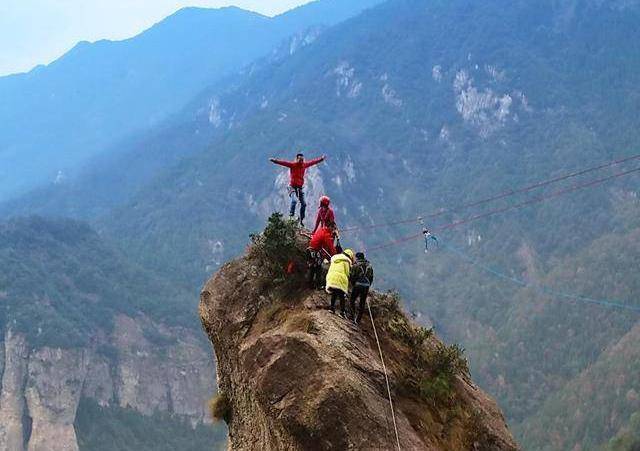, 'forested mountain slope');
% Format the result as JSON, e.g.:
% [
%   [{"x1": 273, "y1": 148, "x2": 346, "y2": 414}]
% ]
[
  {"x1": 3, "y1": 0, "x2": 640, "y2": 448},
  {"x1": 0, "y1": 217, "x2": 224, "y2": 450},
  {"x1": 97, "y1": 1, "x2": 639, "y2": 447}
]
